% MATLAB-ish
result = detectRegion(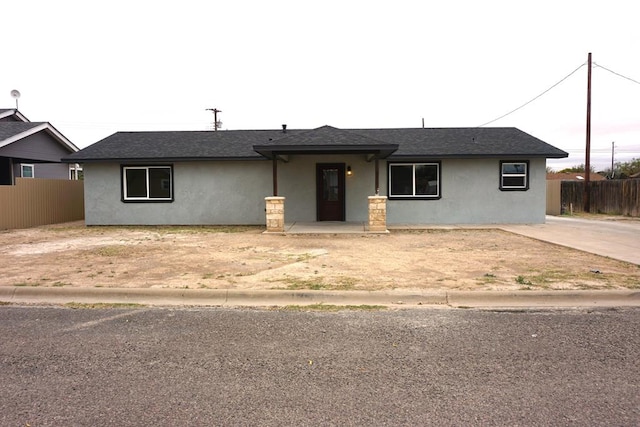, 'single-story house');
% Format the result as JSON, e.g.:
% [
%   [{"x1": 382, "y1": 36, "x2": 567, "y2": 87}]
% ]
[
  {"x1": 62, "y1": 125, "x2": 568, "y2": 228},
  {"x1": 0, "y1": 109, "x2": 80, "y2": 185}
]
